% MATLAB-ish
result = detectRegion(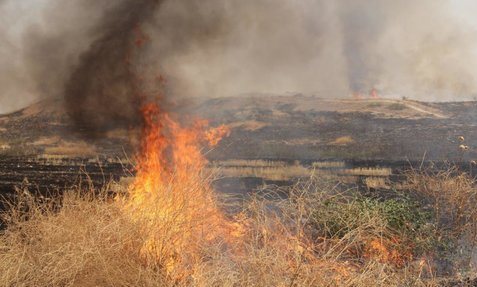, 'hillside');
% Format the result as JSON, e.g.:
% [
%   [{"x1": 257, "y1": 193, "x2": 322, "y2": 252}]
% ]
[
  {"x1": 0, "y1": 94, "x2": 476, "y2": 161},
  {"x1": 200, "y1": 94, "x2": 476, "y2": 161}
]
